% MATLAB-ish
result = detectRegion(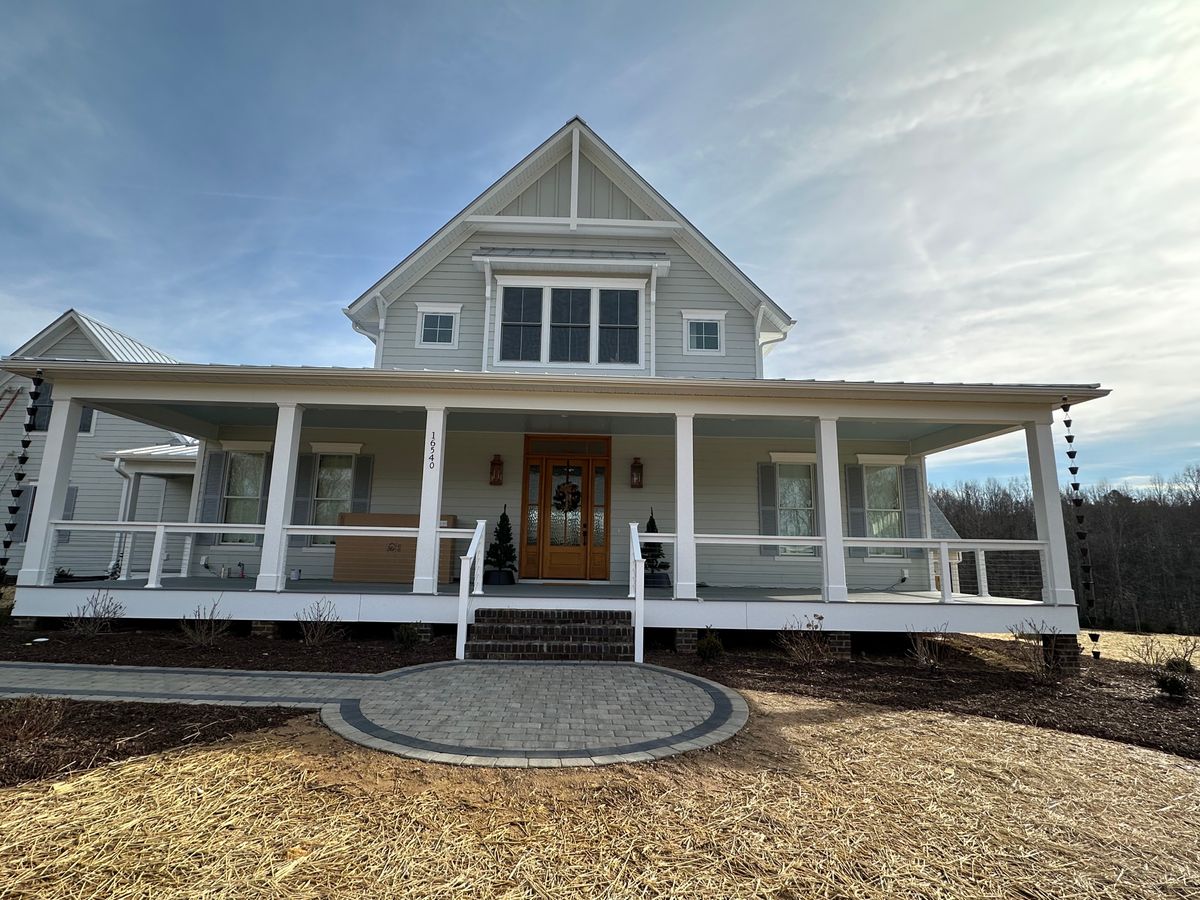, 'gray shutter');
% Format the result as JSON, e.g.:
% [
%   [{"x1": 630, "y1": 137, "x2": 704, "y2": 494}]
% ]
[
  {"x1": 56, "y1": 486, "x2": 78, "y2": 544},
  {"x1": 845, "y1": 464, "x2": 867, "y2": 558},
  {"x1": 351, "y1": 455, "x2": 373, "y2": 513},
  {"x1": 757, "y1": 463, "x2": 778, "y2": 556},
  {"x1": 195, "y1": 451, "x2": 227, "y2": 547},
  {"x1": 15, "y1": 486, "x2": 35, "y2": 543},
  {"x1": 289, "y1": 454, "x2": 315, "y2": 548},
  {"x1": 901, "y1": 465, "x2": 926, "y2": 559},
  {"x1": 255, "y1": 454, "x2": 272, "y2": 547}
]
